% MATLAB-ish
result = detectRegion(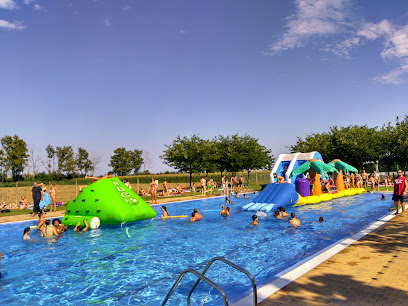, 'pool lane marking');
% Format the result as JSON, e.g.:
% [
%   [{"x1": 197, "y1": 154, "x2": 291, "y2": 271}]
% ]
[{"x1": 233, "y1": 205, "x2": 406, "y2": 306}]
